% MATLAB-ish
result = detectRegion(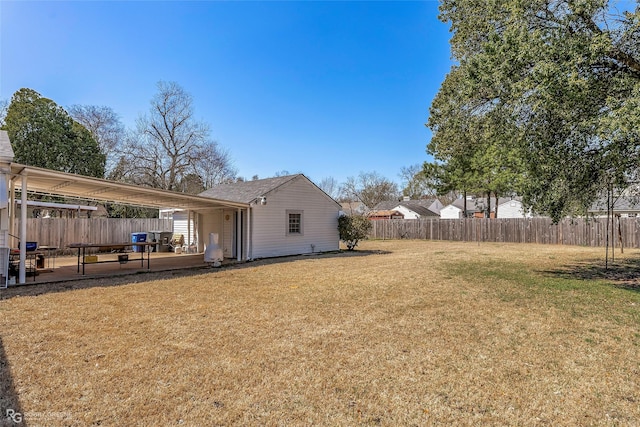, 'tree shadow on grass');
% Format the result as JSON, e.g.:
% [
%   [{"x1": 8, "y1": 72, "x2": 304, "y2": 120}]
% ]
[
  {"x1": 542, "y1": 257, "x2": 640, "y2": 293},
  {"x1": 0, "y1": 336, "x2": 25, "y2": 426},
  {"x1": 0, "y1": 249, "x2": 392, "y2": 301}
]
